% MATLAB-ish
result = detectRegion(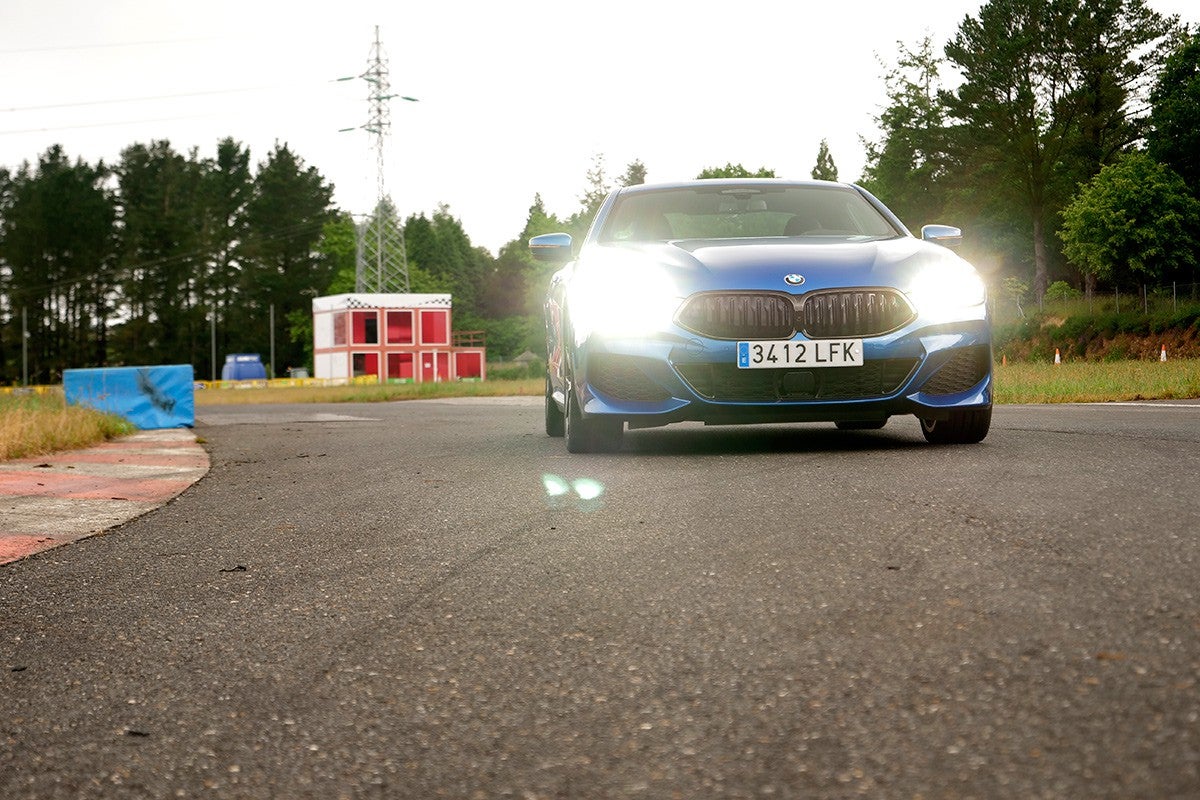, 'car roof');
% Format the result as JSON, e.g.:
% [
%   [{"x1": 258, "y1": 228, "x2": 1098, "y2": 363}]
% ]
[{"x1": 613, "y1": 178, "x2": 856, "y2": 195}]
